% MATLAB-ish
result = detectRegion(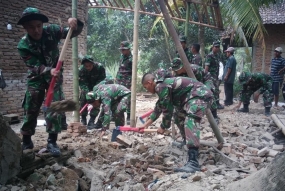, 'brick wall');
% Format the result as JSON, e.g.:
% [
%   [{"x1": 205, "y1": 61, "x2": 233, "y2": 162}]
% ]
[
  {"x1": 252, "y1": 24, "x2": 285, "y2": 73},
  {"x1": 0, "y1": 0, "x2": 88, "y2": 115}
]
